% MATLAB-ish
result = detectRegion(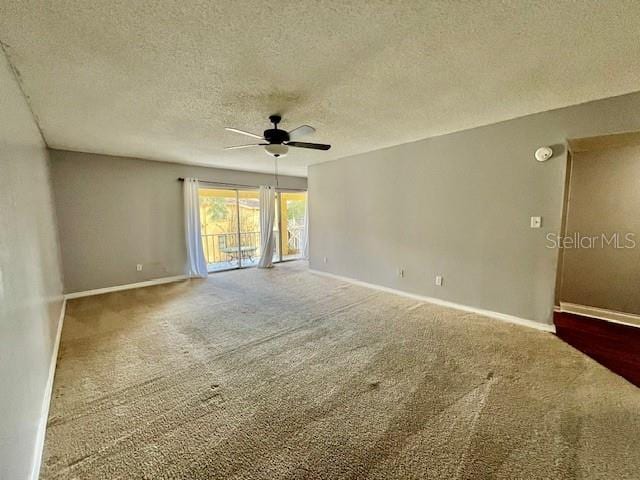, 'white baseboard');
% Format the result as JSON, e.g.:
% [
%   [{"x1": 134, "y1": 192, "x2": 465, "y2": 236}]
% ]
[
  {"x1": 309, "y1": 269, "x2": 556, "y2": 333},
  {"x1": 559, "y1": 302, "x2": 640, "y2": 328},
  {"x1": 31, "y1": 297, "x2": 66, "y2": 480},
  {"x1": 64, "y1": 275, "x2": 188, "y2": 300}
]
